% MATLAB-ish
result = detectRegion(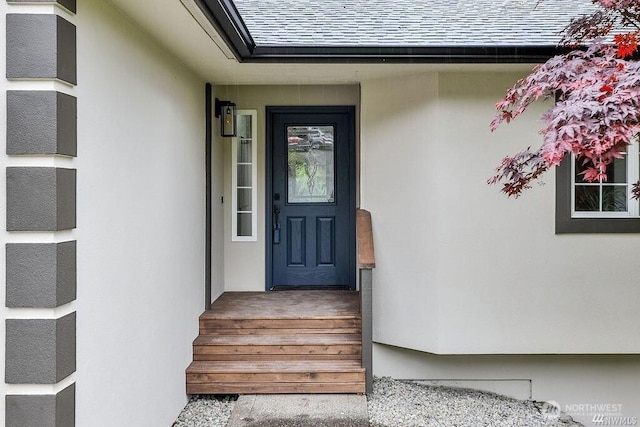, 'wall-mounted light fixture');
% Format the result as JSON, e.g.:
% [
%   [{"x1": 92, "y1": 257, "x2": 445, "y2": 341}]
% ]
[{"x1": 215, "y1": 98, "x2": 237, "y2": 137}]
